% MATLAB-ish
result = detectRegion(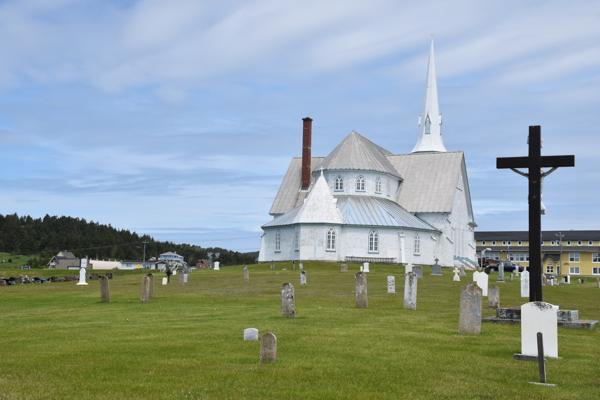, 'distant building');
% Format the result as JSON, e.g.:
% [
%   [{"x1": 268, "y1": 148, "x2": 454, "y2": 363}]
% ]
[
  {"x1": 159, "y1": 252, "x2": 185, "y2": 265},
  {"x1": 47, "y1": 251, "x2": 80, "y2": 270},
  {"x1": 196, "y1": 259, "x2": 213, "y2": 269},
  {"x1": 475, "y1": 230, "x2": 600, "y2": 276},
  {"x1": 120, "y1": 260, "x2": 157, "y2": 270},
  {"x1": 88, "y1": 259, "x2": 121, "y2": 270}
]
